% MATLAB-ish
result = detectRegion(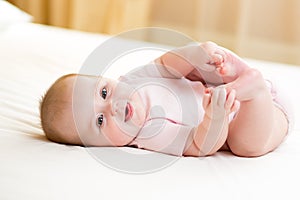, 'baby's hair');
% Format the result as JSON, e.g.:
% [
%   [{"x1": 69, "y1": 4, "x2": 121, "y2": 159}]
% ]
[{"x1": 40, "y1": 73, "x2": 78, "y2": 144}]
